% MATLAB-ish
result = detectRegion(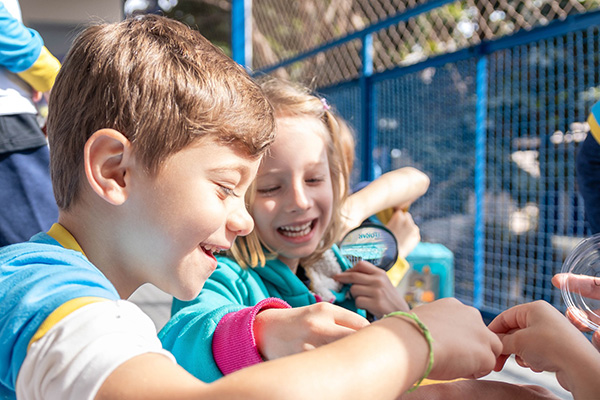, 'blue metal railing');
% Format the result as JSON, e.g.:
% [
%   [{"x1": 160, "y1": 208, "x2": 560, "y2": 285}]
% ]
[{"x1": 237, "y1": 2, "x2": 600, "y2": 316}]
